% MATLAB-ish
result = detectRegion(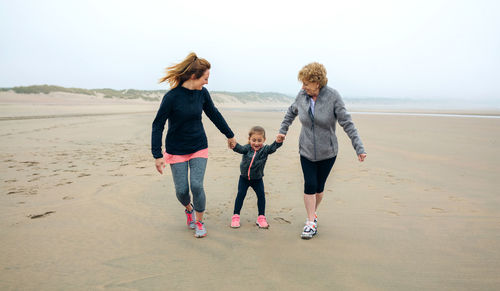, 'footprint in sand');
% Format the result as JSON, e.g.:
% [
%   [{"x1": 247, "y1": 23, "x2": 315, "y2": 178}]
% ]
[
  {"x1": 7, "y1": 187, "x2": 37, "y2": 195},
  {"x1": 335, "y1": 198, "x2": 345, "y2": 204},
  {"x1": 424, "y1": 187, "x2": 441, "y2": 192},
  {"x1": 28, "y1": 211, "x2": 55, "y2": 219},
  {"x1": 384, "y1": 210, "x2": 400, "y2": 216},
  {"x1": 448, "y1": 196, "x2": 463, "y2": 202},
  {"x1": 431, "y1": 207, "x2": 447, "y2": 213},
  {"x1": 280, "y1": 207, "x2": 292, "y2": 213},
  {"x1": 274, "y1": 217, "x2": 291, "y2": 224},
  {"x1": 21, "y1": 161, "x2": 39, "y2": 167}
]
